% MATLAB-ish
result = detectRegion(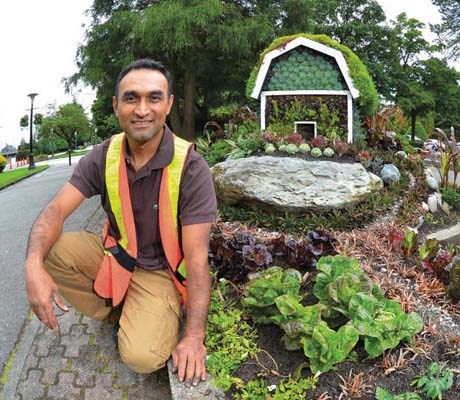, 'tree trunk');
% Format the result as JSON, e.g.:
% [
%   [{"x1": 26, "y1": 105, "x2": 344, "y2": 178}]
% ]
[
  {"x1": 68, "y1": 141, "x2": 72, "y2": 166},
  {"x1": 169, "y1": 75, "x2": 183, "y2": 136},
  {"x1": 182, "y1": 71, "x2": 197, "y2": 141},
  {"x1": 411, "y1": 110, "x2": 416, "y2": 142}
]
